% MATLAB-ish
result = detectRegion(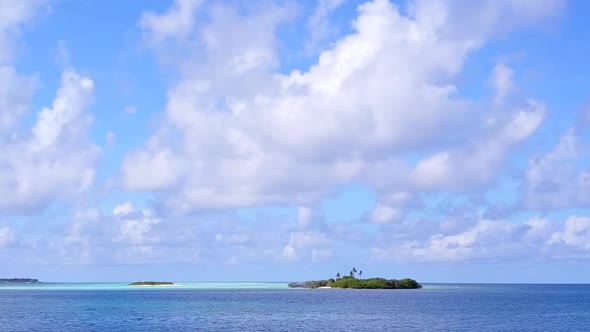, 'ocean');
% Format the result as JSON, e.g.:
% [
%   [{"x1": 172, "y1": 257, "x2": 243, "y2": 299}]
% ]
[{"x1": 0, "y1": 283, "x2": 589, "y2": 331}]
